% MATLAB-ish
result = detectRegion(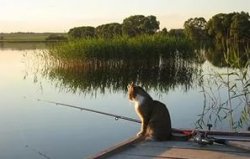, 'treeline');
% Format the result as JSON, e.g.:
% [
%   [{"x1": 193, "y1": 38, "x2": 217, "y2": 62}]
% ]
[
  {"x1": 68, "y1": 15, "x2": 186, "y2": 39},
  {"x1": 68, "y1": 12, "x2": 250, "y2": 49},
  {"x1": 184, "y1": 11, "x2": 250, "y2": 49},
  {"x1": 48, "y1": 12, "x2": 250, "y2": 65},
  {"x1": 68, "y1": 15, "x2": 160, "y2": 39}
]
